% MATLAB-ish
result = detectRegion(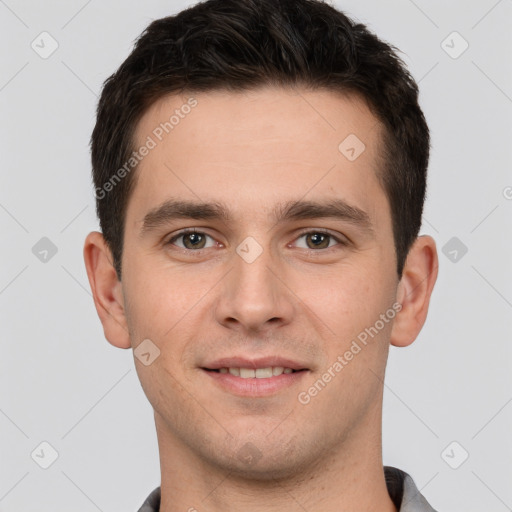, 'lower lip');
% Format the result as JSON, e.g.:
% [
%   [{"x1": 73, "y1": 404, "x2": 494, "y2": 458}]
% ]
[{"x1": 202, "y1": 369, "x2": 308, "y2": 397}]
